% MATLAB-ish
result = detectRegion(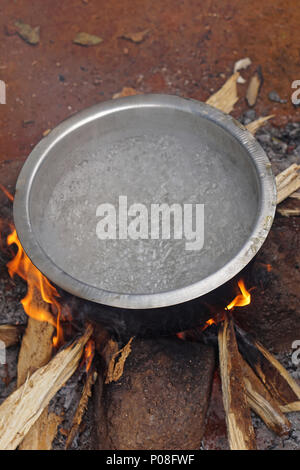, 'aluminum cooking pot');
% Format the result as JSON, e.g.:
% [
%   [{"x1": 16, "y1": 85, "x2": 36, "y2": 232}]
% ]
[{"x1": 13, "y1": 95, "x2": 276, "y2": 335}]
